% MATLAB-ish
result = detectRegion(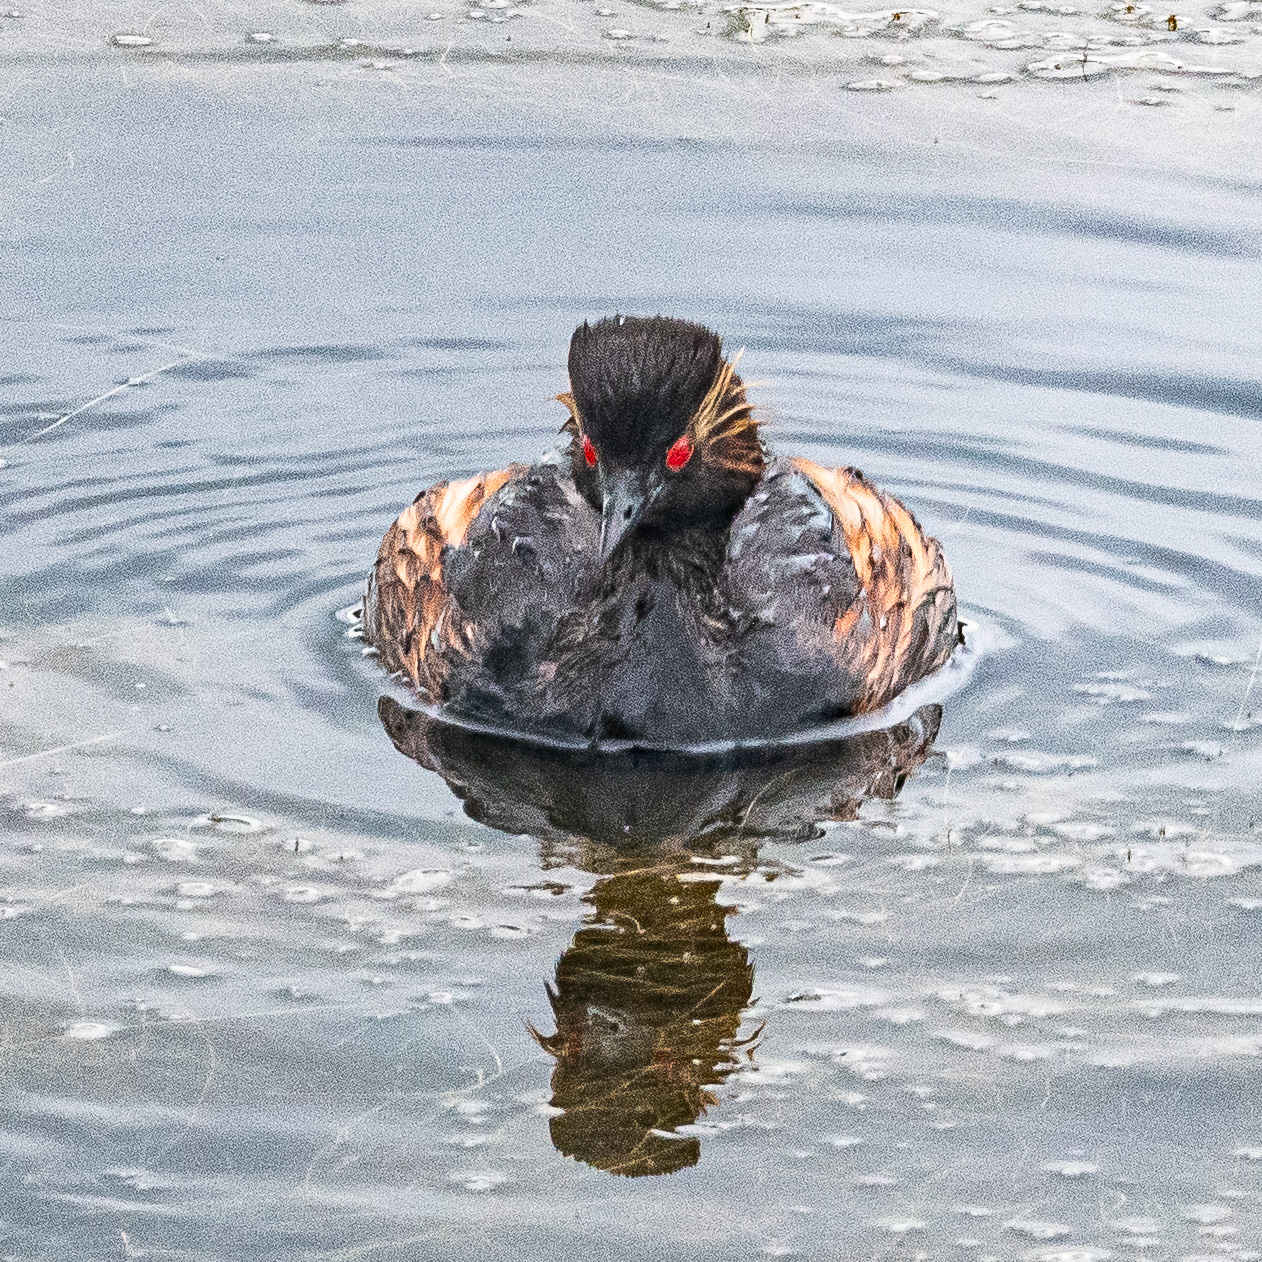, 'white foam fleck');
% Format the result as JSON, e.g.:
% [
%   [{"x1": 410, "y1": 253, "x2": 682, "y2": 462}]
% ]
[
  {"x1": 983, "y1": 853, "x2": 1083, "y2": 874},
  {"x1": 888, "y1": 853, "x2": 939, "y2": 870},
  {"x1": 995, "y1": 1042, "x2": 1057, "y2": 1061},
  {"x1": 1181, "y1": 1204, "x2": 1231, "y2": 1224},
  {"x1": 282, "y1": 885, "x2": 325, "y2": 903},
  {"x1": 65, "y1": 1021, "x2": 117, "y2": 1041},
  {"x1": 875, "y1": 1217, "x2": 925, "y2": 1233},
  {"x1": 175, "y1": 881, "x2": 216, "y2": 898},
  {"x1": 152, "y1": 838, "x2": 199, "y2": 862},
  {"x1": 389, "y1": 868, "x2": 453, "y2": 895},
  {"x1": 449, "y1": 1169, "x2": 508, "y2": 1191},
  {"x1": 1036, "y1": 1250, "x2": 1113, "y2": 1262},
  {"x1": 780, "y1": 986, "x2": 892, "y2": 1011},
  {"x1": 1006, "y1": 1219, "x2": 1073, "y2": 1239},
  {"x1": 1043, "y1": 1159, "x2": 1100, "y2": 1177}
]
